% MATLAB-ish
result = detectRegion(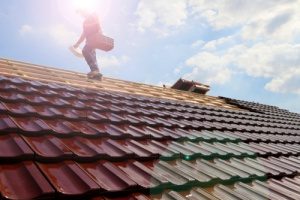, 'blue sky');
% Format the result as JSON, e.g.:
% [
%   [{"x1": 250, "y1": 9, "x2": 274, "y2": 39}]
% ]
[{"x1": 1, "y1": 0, "x2": 300, "y2": 112}]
